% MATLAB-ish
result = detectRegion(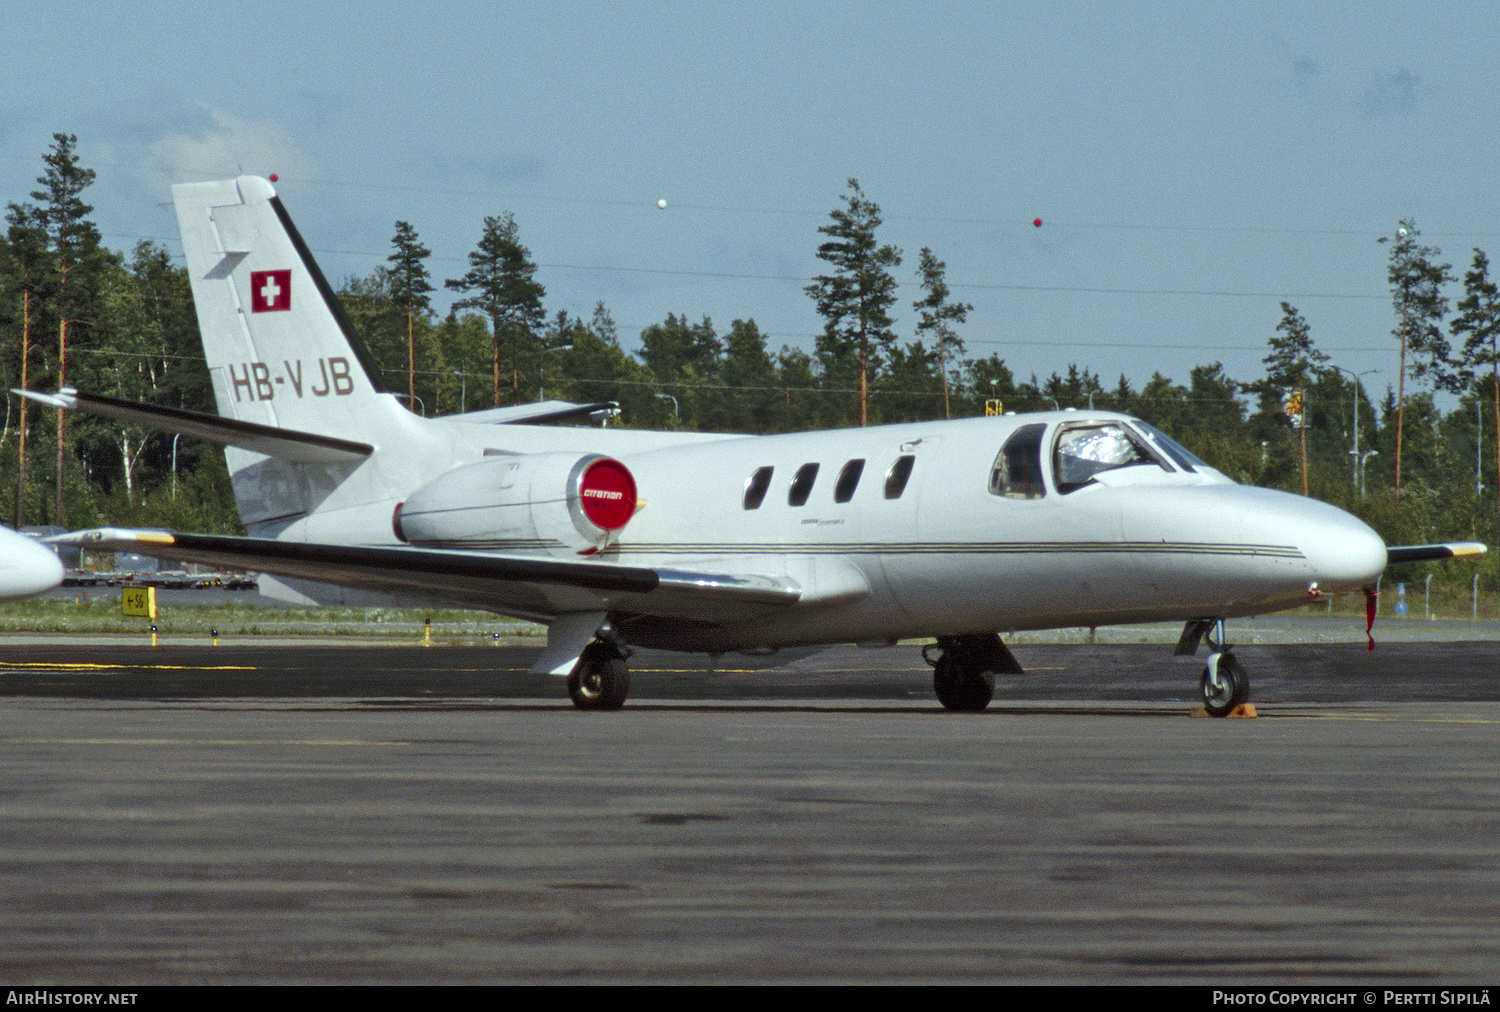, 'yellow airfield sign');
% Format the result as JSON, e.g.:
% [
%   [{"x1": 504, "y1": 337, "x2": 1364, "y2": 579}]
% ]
[{"x1": 121, "y1": 586, "x2": 157, "y2": 619}]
